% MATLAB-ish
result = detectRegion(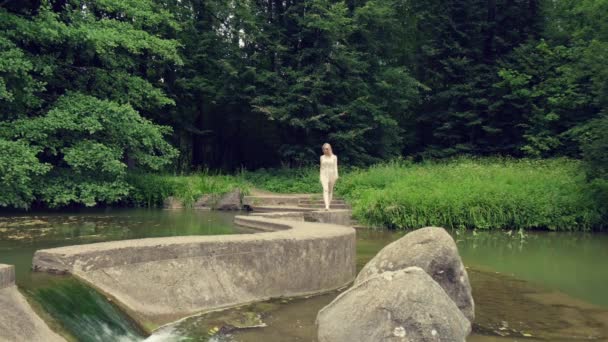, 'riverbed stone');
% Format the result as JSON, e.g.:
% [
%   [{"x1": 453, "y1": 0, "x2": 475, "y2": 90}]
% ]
[
  {"x1": 355, "y1": 226, "x2": 475, "y2": 322},
  {"x1": 316, "y1": 267, "x2": 471, "y2": 342}
]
